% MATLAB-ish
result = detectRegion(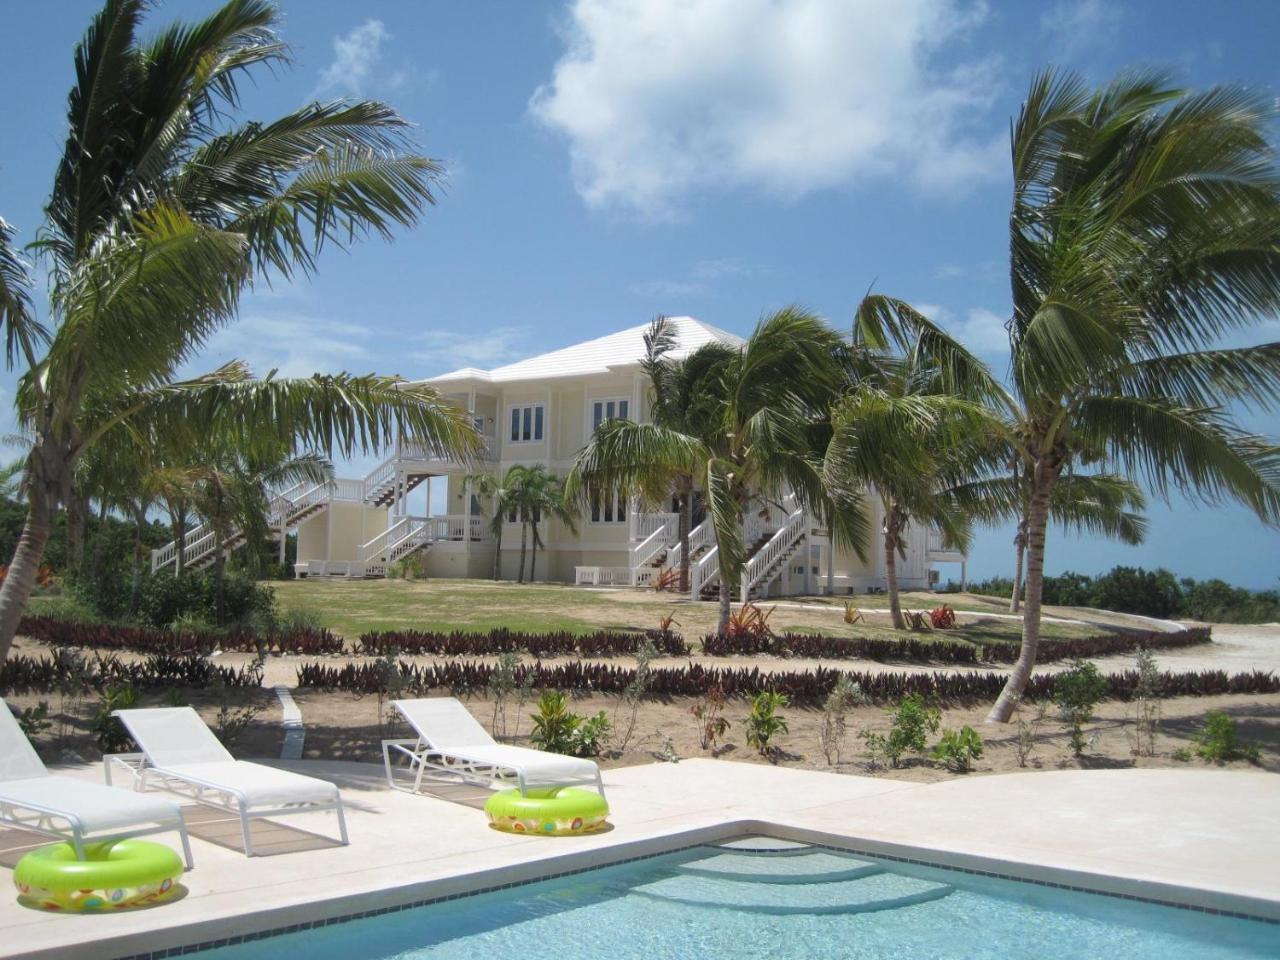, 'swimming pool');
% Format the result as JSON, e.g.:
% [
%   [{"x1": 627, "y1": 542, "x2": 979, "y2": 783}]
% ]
[{"x1": 191, "y1": 839, "x2": 1279, "y2": 959}]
